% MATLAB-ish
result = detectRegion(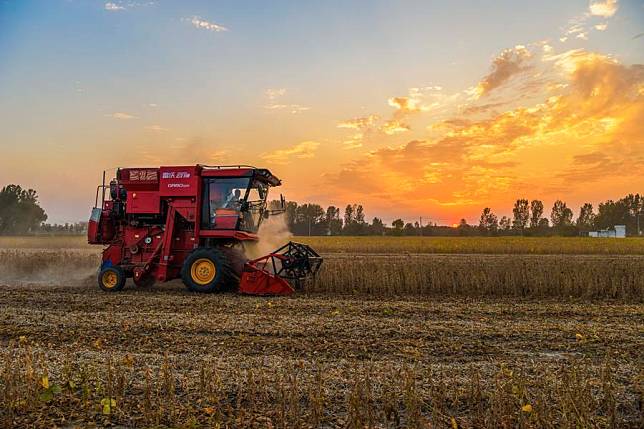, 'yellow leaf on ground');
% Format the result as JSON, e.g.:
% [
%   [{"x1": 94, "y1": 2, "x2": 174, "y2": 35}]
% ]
[
  {"x1": 451, "y1": 416, "x2": 458, "y2": 429},
  {"x1": 123, "y1": 354, "x2": 134, "y2": 368},
  {"x1": 101, "y1": 397, "x2": 117, "y2": 415},
  {"x1": 575, "y1": 333, "x2": 584, "y2": 341},
  {"x1": 522, "y1": 404, "x2": 533, "y2": 412},
  {"x1": 40, "y1": 375, "x2": 49, "y2": 389}
]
